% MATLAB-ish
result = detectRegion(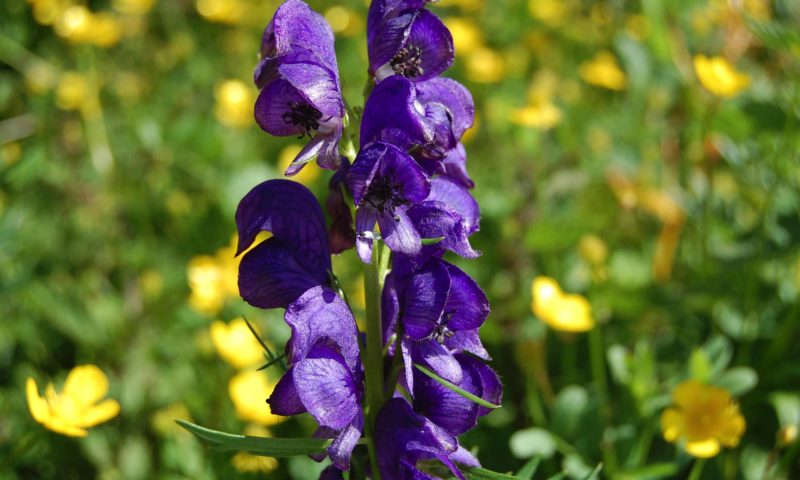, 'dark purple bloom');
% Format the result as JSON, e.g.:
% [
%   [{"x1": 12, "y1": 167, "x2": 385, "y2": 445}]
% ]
[
  {"x1": 414, "y1": 78, "x2": 475, "y2": 159},
  {"x1": 347, "y1": 142, "x2": 431, "y2": 262},
  {"x1": 411, "y1": 353, "x2": 502, "y2": 435},
  {"x1": 236, "y1": 179, "x2": 332, "y2": 309},
  {"x1": 253, "y1": 0, "x2": 345, "y2": 174},
  {"x1": 368, "y1": 1, "x2": 454, "y2": 82},
  {"x1": 375, "y1": 398, "x2": 477, "y2": 480},
  {"x1": 426, "y1": 176, "x2": 480, "y2": 235},
  {"x1": 418, "y1": 143, "x2": 475, "y2": 189},
  {"x1": 360, "y1": 76, "x2": 433, "y2": 151}
]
